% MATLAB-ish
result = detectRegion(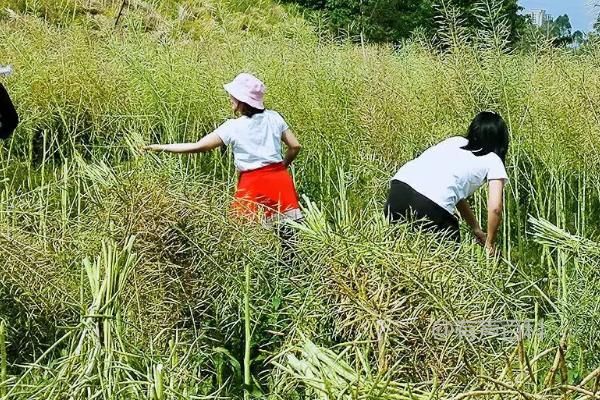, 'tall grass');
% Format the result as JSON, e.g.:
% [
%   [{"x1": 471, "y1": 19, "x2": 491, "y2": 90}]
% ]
[{"x1": 0, "y1": 0, "x2": 599, "y2": 398}]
